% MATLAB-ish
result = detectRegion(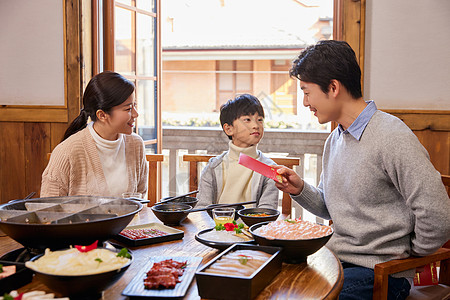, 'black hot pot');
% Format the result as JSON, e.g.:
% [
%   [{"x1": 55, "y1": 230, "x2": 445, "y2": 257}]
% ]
[{"x1": 0, "y1": 195, "x2": 142, "y2": 250}]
